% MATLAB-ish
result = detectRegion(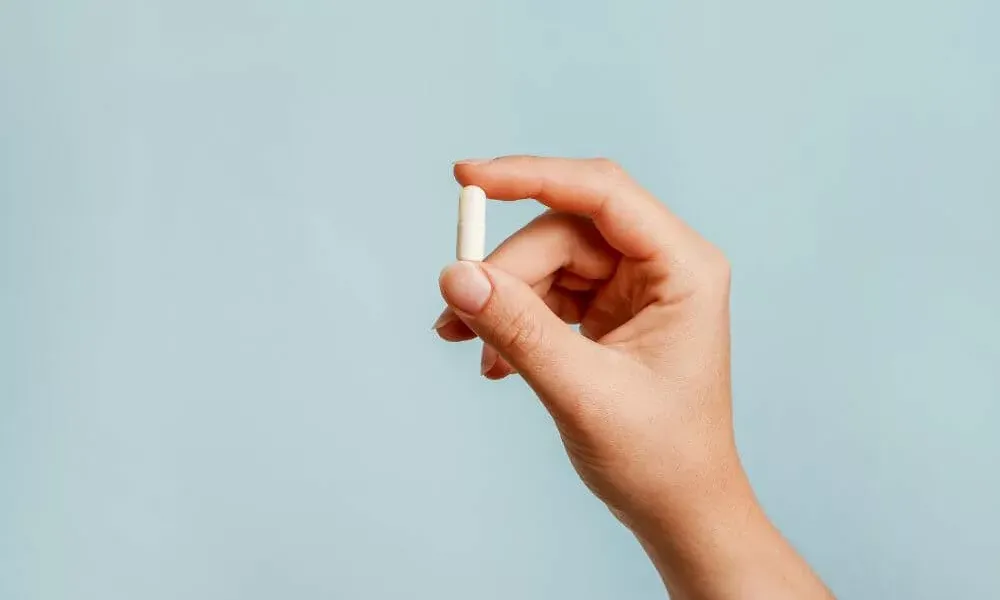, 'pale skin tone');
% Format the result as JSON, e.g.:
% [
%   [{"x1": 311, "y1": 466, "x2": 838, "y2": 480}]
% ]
[{"x1": 433, "y1": 156, "x2": 835, "y2": 600}]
